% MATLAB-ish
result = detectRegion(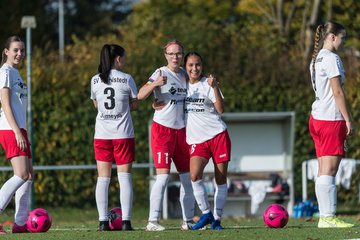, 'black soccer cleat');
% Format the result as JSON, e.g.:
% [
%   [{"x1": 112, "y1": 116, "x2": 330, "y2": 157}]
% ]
[
  {"x1": 122, "y1": 220, "x2": 134, "y2": 231},
  {"x1": 99, "y1": 221, "x2": 111, "y2": 231}
]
